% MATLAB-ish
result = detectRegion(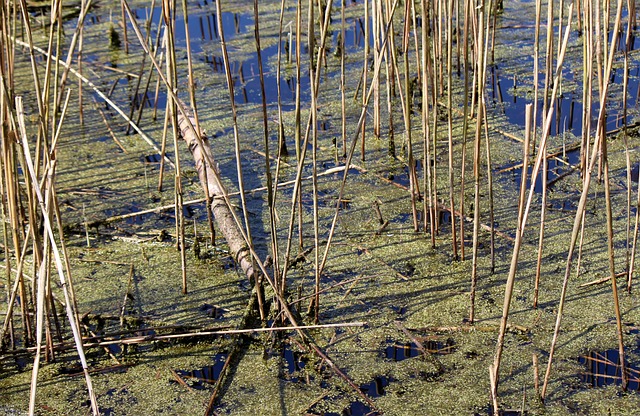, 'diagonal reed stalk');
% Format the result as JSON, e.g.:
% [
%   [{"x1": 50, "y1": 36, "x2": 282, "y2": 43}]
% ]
[
  {"x1": 16, "y1": 96, "x2": 99, "y2": 415},
  {"x1": 492, "y1": 5, "x2": 573, "y2": 408},
  {"x1": 540, "y1": 0, "x2": 626, "y2": 397}
]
